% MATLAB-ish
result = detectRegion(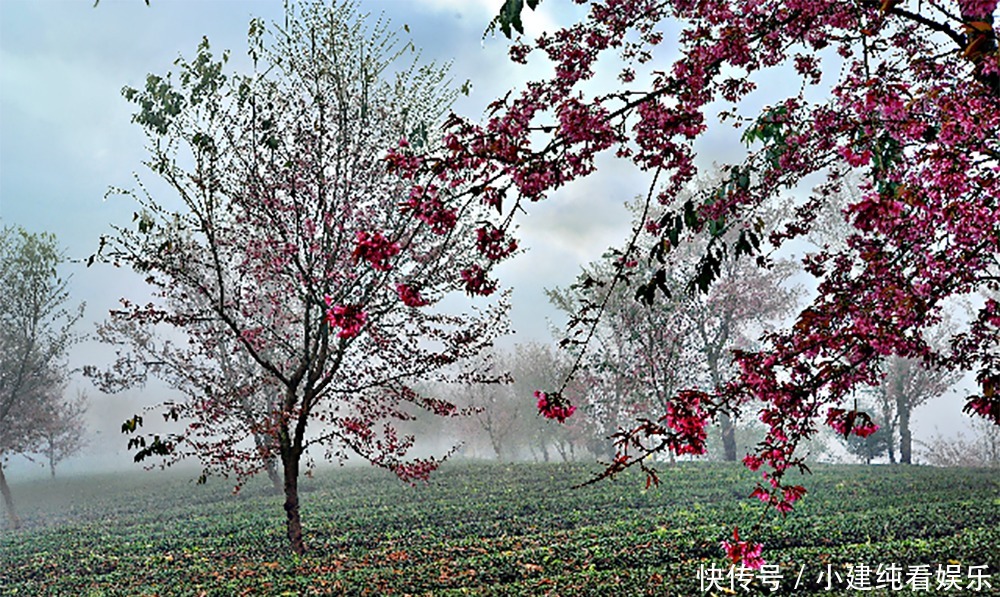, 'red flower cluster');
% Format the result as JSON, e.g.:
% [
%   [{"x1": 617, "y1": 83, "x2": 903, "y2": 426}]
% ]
[
  {"x1": 721, "y1": 527, "x2": 765, "y2": 570},
  {"x1": 394, "y1": 457, "x2": 441, "y2": 485},
  {"x1": 662, "y1": 390, "x2": 708, "y2": 455},
  {"x1": 460, "y1": 265, "x2": 497, "y2": 297},
  {"x1": 324, "y1": 296, "x2": 366, "y2": 339},
  {"x1": 750, "y1": 483, "x2": 807, "y2": 514},
  {"x1": 384, "y1": 139, "x2": 422, "y2": 179},
  {"x1": 826, "y1": 407, "x2": 880, "y2": 438},
  {"x1": 965, "y1": 395, "x2": 1000, "y2": 422},
  {"x1": 395, "y1": 283, "x2": 429, "y2": 307},
  {"x1": 476, "y1": 225, "x2": 518, "y2": 261},
  {"x1": 535, "y1": 390, "x2": 576, "y2": 423},
  {"x1": 403, "y1": 185, "x2": 457, "y2": 234},
  {"x1": 352, "y1": 231, "x2": 400, "y2": 271}
]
